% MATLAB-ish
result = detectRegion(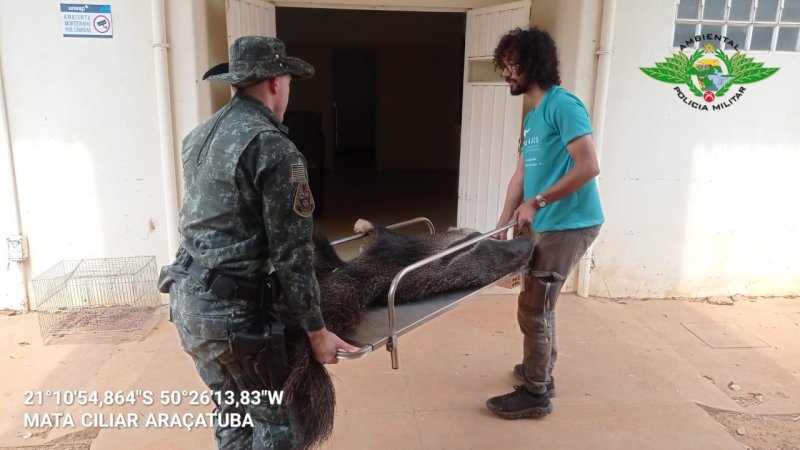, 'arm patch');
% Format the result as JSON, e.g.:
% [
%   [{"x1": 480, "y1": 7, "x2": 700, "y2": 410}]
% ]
[
  {"x1": 293, "y1": 181, "x2": 315, "y2": 217},
  {"x1": 291, "y1": 163, "x2": 307, "y2": 182}
]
